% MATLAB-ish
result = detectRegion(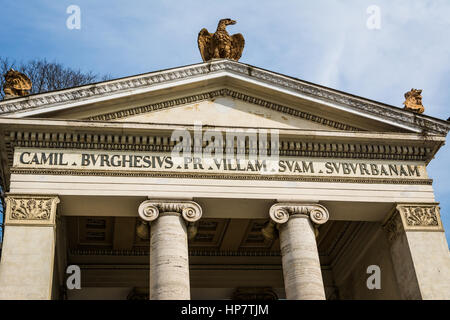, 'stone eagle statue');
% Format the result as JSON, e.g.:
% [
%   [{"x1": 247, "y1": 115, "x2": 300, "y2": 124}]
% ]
[
  {"x1": 198, "y1": 18, "x2": 245, "y2": 62},
  {"x1": 3, "y1": 68, "x2": 32, "y2": 99}
]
